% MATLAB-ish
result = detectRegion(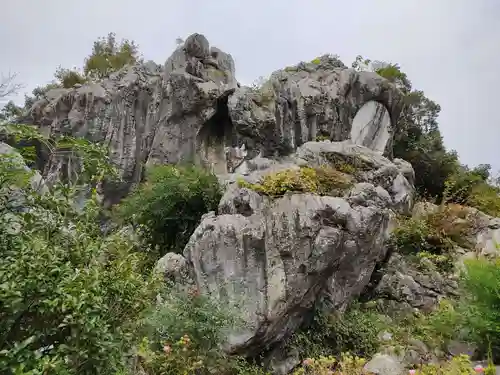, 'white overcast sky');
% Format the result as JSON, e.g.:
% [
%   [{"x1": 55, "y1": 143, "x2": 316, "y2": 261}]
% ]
[{"x1": 1, "y1": 0, "x2": 499, "y2": 171}]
